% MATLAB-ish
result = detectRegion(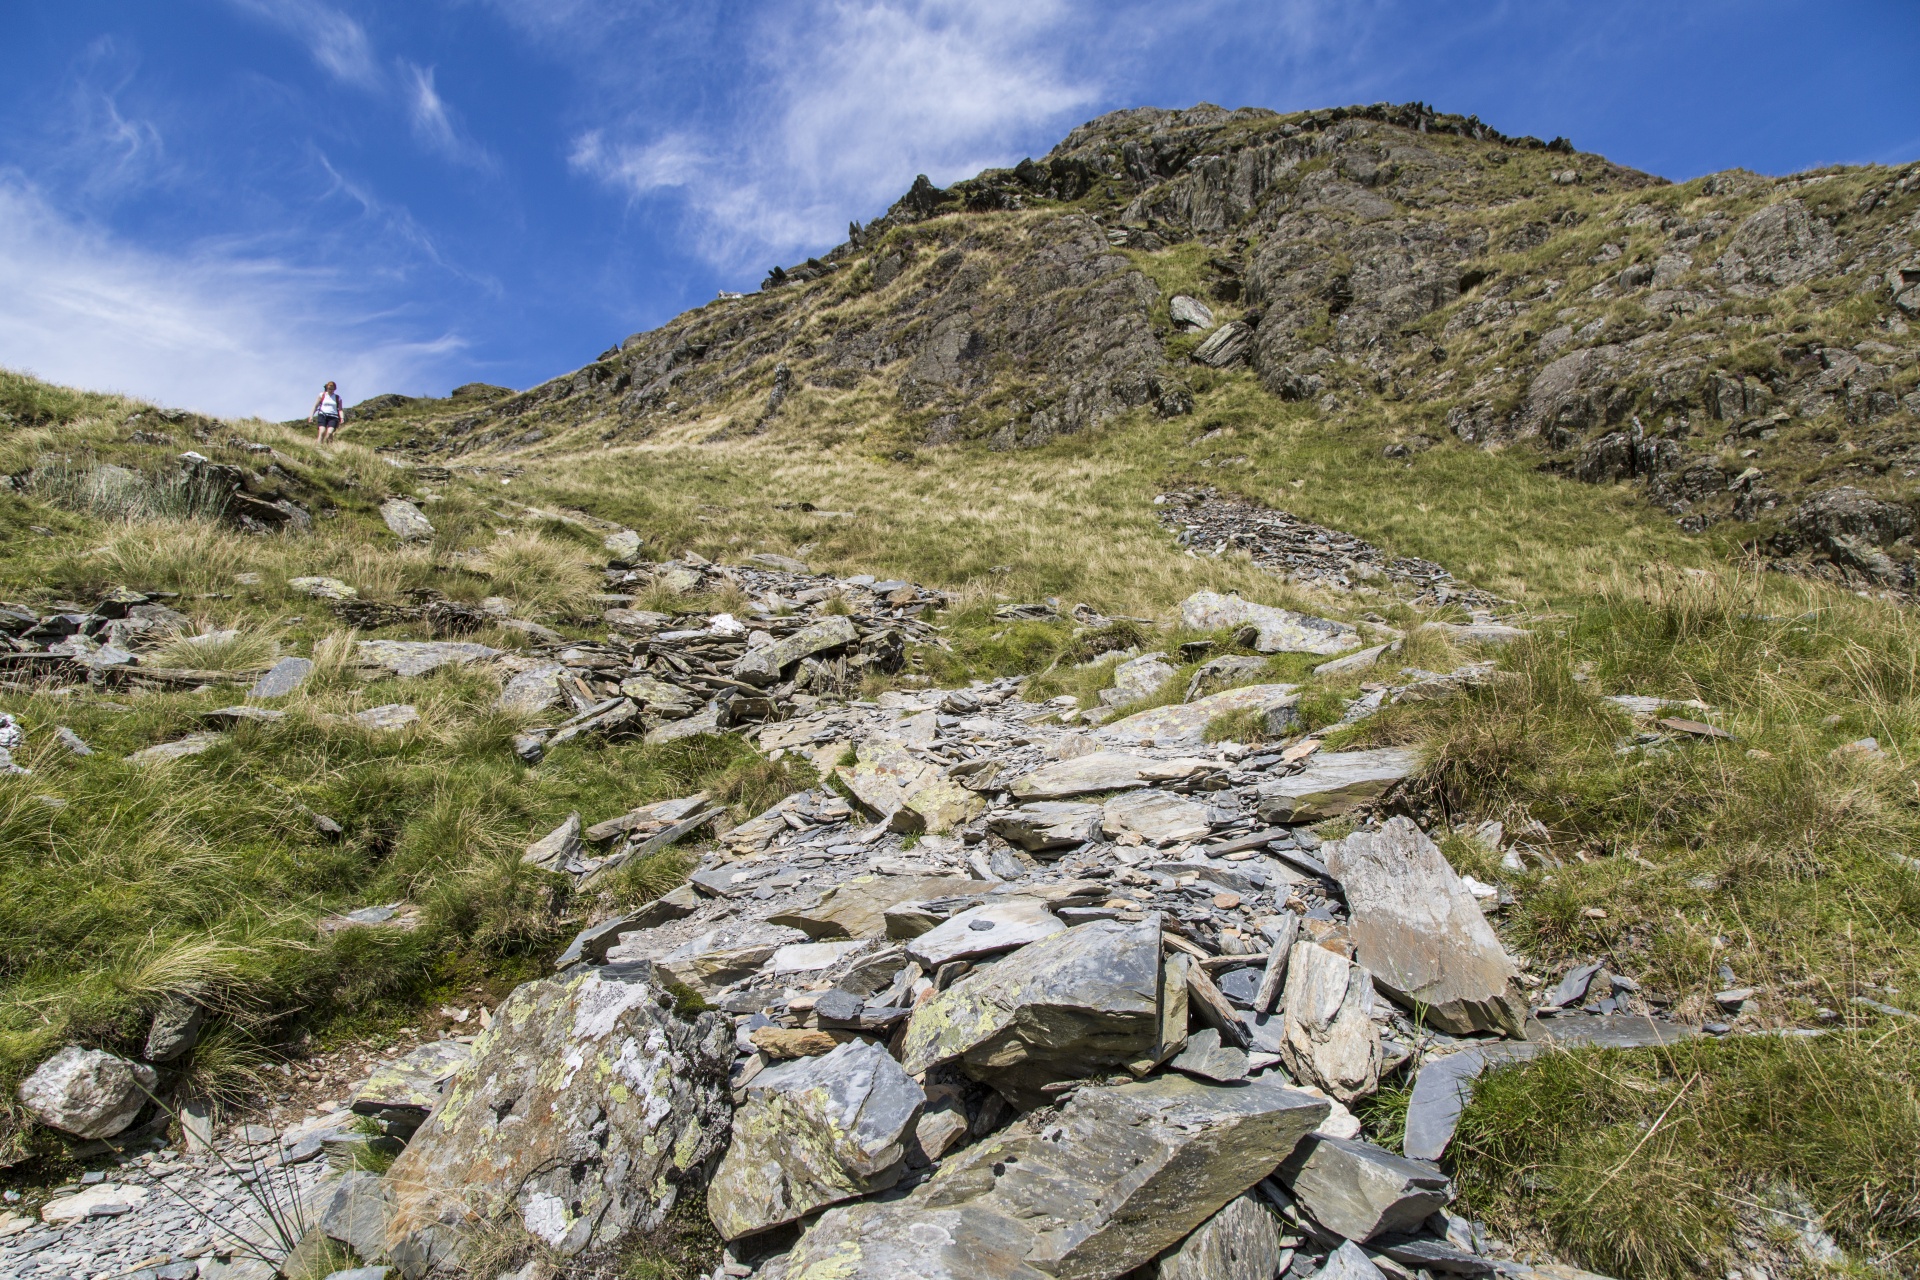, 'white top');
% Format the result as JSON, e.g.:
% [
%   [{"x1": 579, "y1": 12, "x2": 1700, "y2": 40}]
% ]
[{"x1": 317, "y1": 392, "x2": 342, "y2": 416}]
